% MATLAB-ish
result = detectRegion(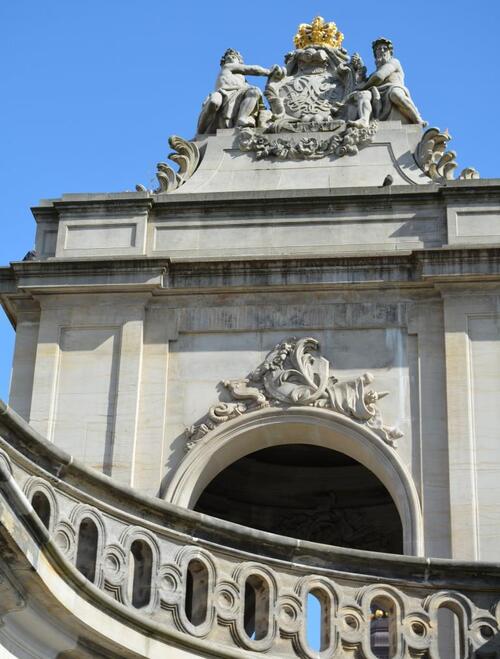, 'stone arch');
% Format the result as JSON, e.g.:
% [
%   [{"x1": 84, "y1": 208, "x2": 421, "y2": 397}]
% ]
[
  {"x1": 166, "y1": 407, "x2": 423, "y2": 556},
  {"x1": 24, "y1": 477, "x2": 59, "y2": 533}
]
